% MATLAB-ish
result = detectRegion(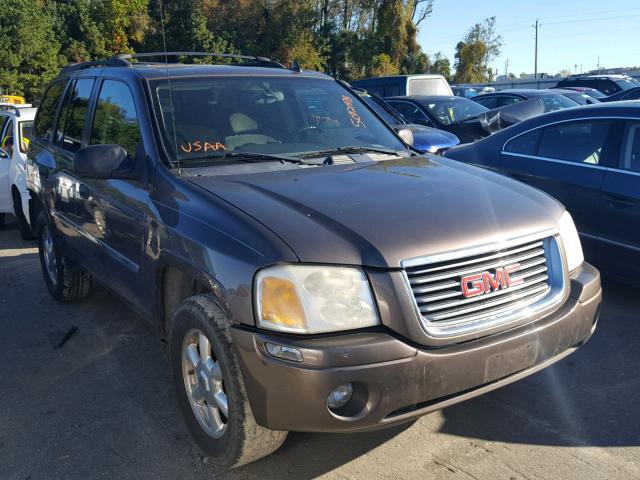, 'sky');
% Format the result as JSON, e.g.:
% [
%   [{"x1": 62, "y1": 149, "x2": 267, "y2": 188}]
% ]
[{"x1": 417, "y1": 0, "x2": 640, "y2": 77}]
